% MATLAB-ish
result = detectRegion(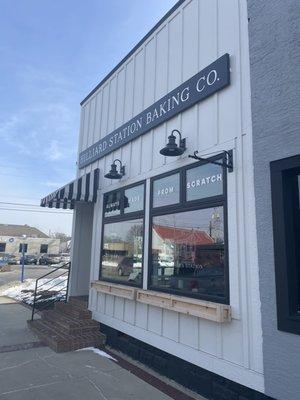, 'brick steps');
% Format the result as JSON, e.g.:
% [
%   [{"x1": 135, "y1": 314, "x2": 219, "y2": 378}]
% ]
[
  {"x1": 41, "y1": 310, "x2": 99, "y2": 335},
  {"x1": 27, "y1": 297, "x2": 106, "y2": 353},
  {"x1": 68, "y1": 296, "x2": 89, "y2": 308},
  {"x1": 54, "y1": 301, "x2": 92, "y2": 319}
]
